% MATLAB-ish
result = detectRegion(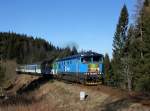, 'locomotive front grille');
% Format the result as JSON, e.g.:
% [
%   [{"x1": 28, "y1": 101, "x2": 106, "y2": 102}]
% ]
[
  {"x1": 85, "y1": 81, "x2": 102, "y2": 85},
  {"x1": 85, "y1": 72, "x2": 100, "y2": 75}
]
